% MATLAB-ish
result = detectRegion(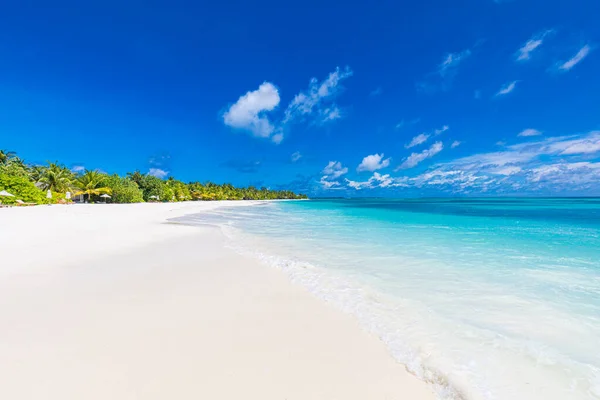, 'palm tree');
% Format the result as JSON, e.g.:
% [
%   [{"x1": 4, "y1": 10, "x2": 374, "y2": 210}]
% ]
[
  {"x1": 37, "y1": 163, "x2": 75, "y2": 193},
  {"x1": 74, "y1": 170, "x2": 111, "y2": 202},
  {"x1": 0, "y1": 150, "x2": 16, "y2": 165},
  {"x1": 126, "y1": 170, "x2": 144, "y2": 186}
]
